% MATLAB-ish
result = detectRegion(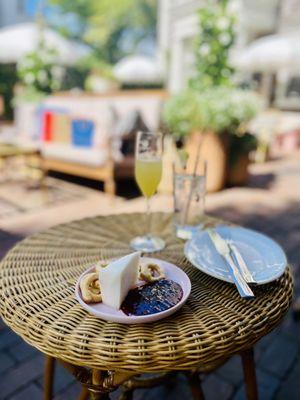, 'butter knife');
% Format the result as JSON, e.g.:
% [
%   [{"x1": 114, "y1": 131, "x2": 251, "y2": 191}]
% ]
[
  {"x1": 207, "y1": 229, "x2": 254, "y2": 299},
  {"x1": 228, "y1": 241, "x2": 256, "y2": 284}
]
